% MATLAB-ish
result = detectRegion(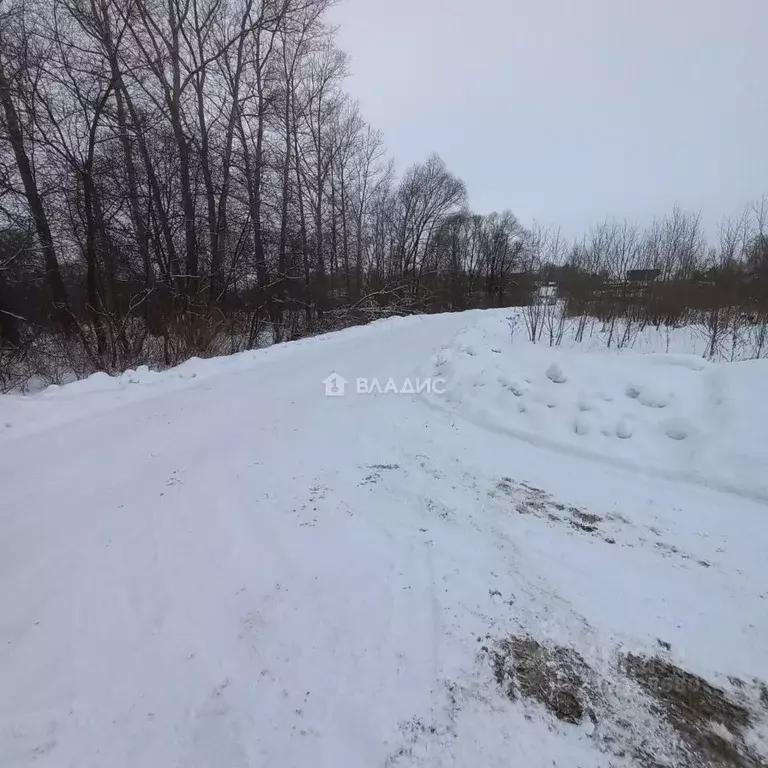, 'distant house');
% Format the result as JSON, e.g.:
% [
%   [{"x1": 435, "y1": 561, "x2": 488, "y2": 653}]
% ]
[{"x1": 627, "y1": 268, "x2": 661, "y2": 283}]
